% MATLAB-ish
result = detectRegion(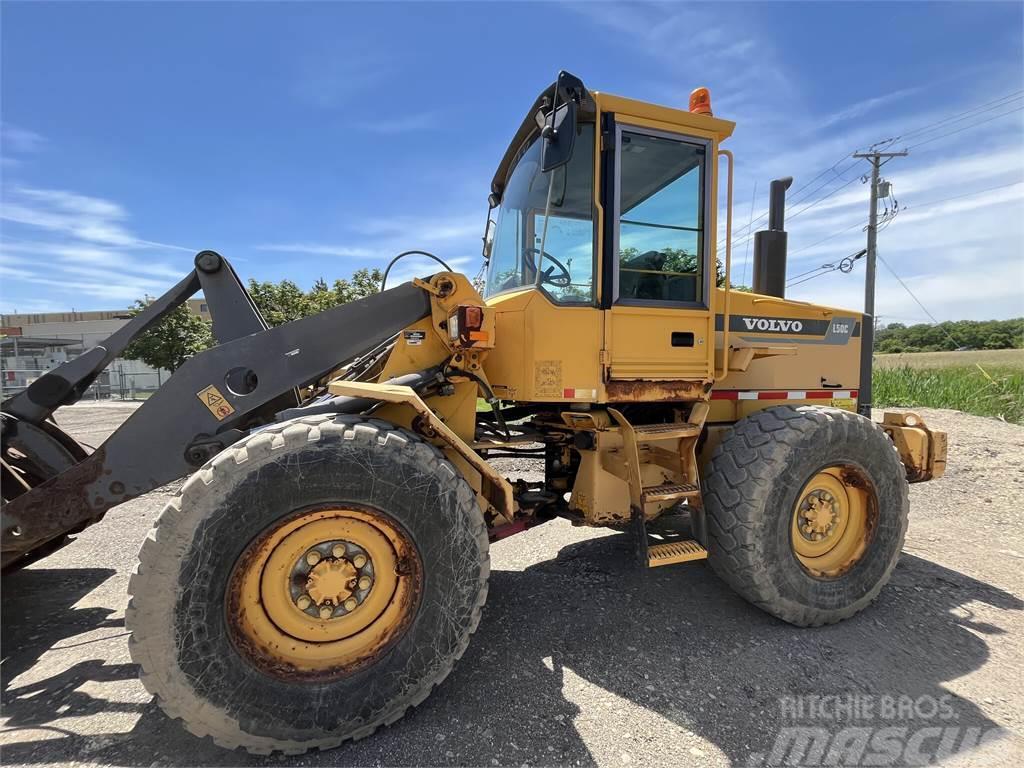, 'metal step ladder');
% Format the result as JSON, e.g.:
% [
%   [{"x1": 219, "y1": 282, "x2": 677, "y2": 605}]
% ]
[
  {"x1": 647, "y1": 538, "x2": 708, "y2": 567},
  {"x1": 608, "y1": 405, "x2": 711, "y2": 570}
]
